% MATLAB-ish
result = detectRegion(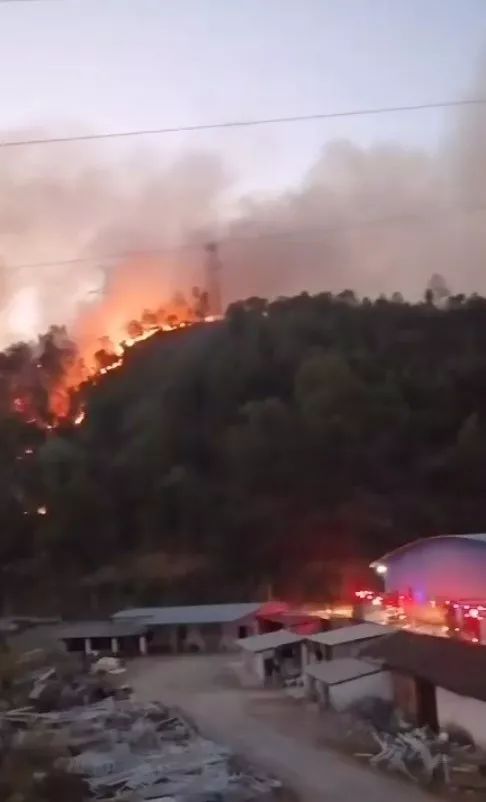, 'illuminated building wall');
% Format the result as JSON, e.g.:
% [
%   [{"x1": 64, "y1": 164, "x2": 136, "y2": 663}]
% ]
[{"x1": 378, "y1": 536, "x2": 486, "y2": 601}]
